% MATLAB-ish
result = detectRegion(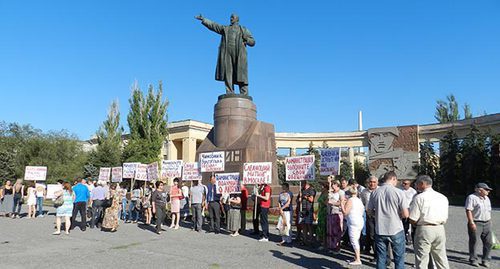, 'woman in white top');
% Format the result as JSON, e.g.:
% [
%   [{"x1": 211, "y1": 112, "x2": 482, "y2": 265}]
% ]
[
  {"x1": 341, "y1": 186, "x2": 365, "y2": 266},
  {"x1": 26, "y1": 182, "x2": 37, "y2": 219}
]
